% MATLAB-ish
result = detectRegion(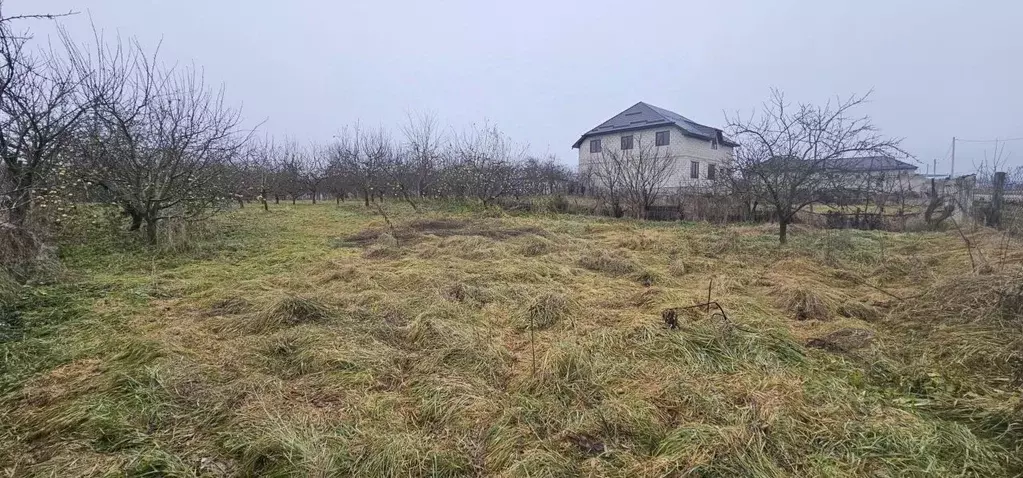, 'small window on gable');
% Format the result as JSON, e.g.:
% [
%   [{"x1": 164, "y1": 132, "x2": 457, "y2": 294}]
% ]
[
  {"x1": 690, "y1": 161, "x2": 700, "y2": 179},
  {"x1": 707, "y1": 164, "x2": 717, "y2": 180},
  {"x1": 655, "y1": 131, "x2": 670, "y2": 146},
  {"x1": 621, "y1": 135, "x2": 634, "y2": 150},
  {"x1": 711, "y1": 139, "x2": 719, "y2": 150},
  {"x1": 589, "y1": 139, "x2": 601, "y2": 153}
]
